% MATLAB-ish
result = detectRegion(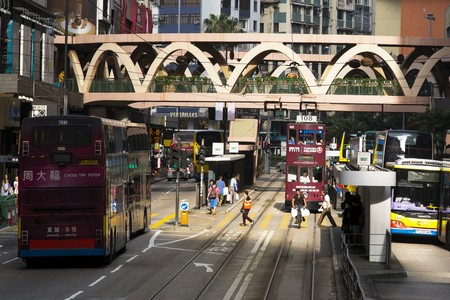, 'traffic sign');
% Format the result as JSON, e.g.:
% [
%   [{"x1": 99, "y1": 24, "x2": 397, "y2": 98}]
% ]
[{"x1": 180, "y1": 200, "x2": 189, "y2": 211}]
